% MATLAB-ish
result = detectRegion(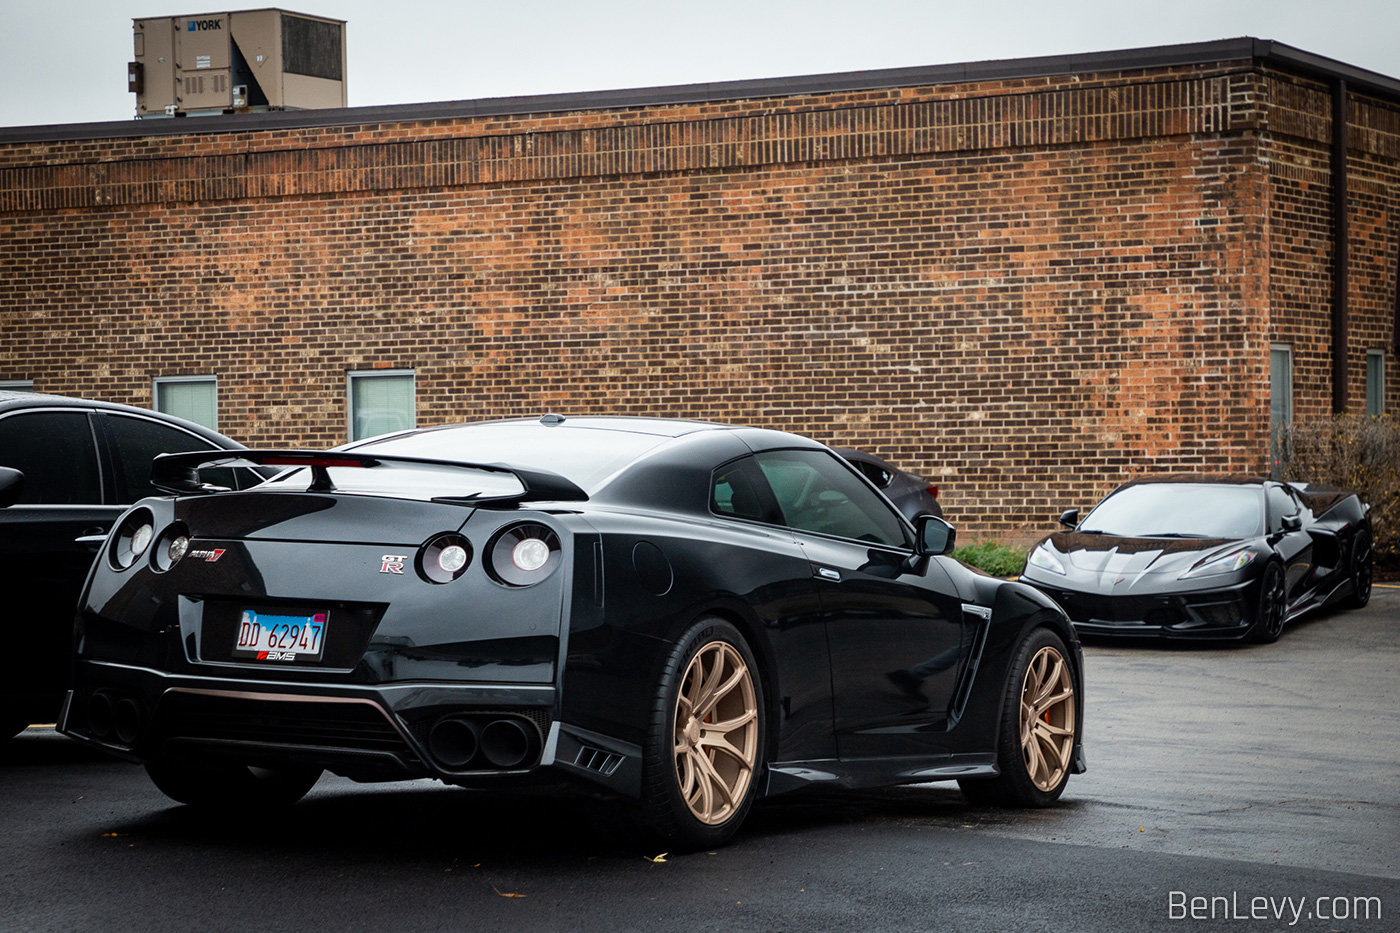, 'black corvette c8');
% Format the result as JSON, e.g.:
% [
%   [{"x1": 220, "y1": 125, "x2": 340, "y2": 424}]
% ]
[{"x1": 1021, "y1": 475, "x2": 1372, "y2": 643}]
